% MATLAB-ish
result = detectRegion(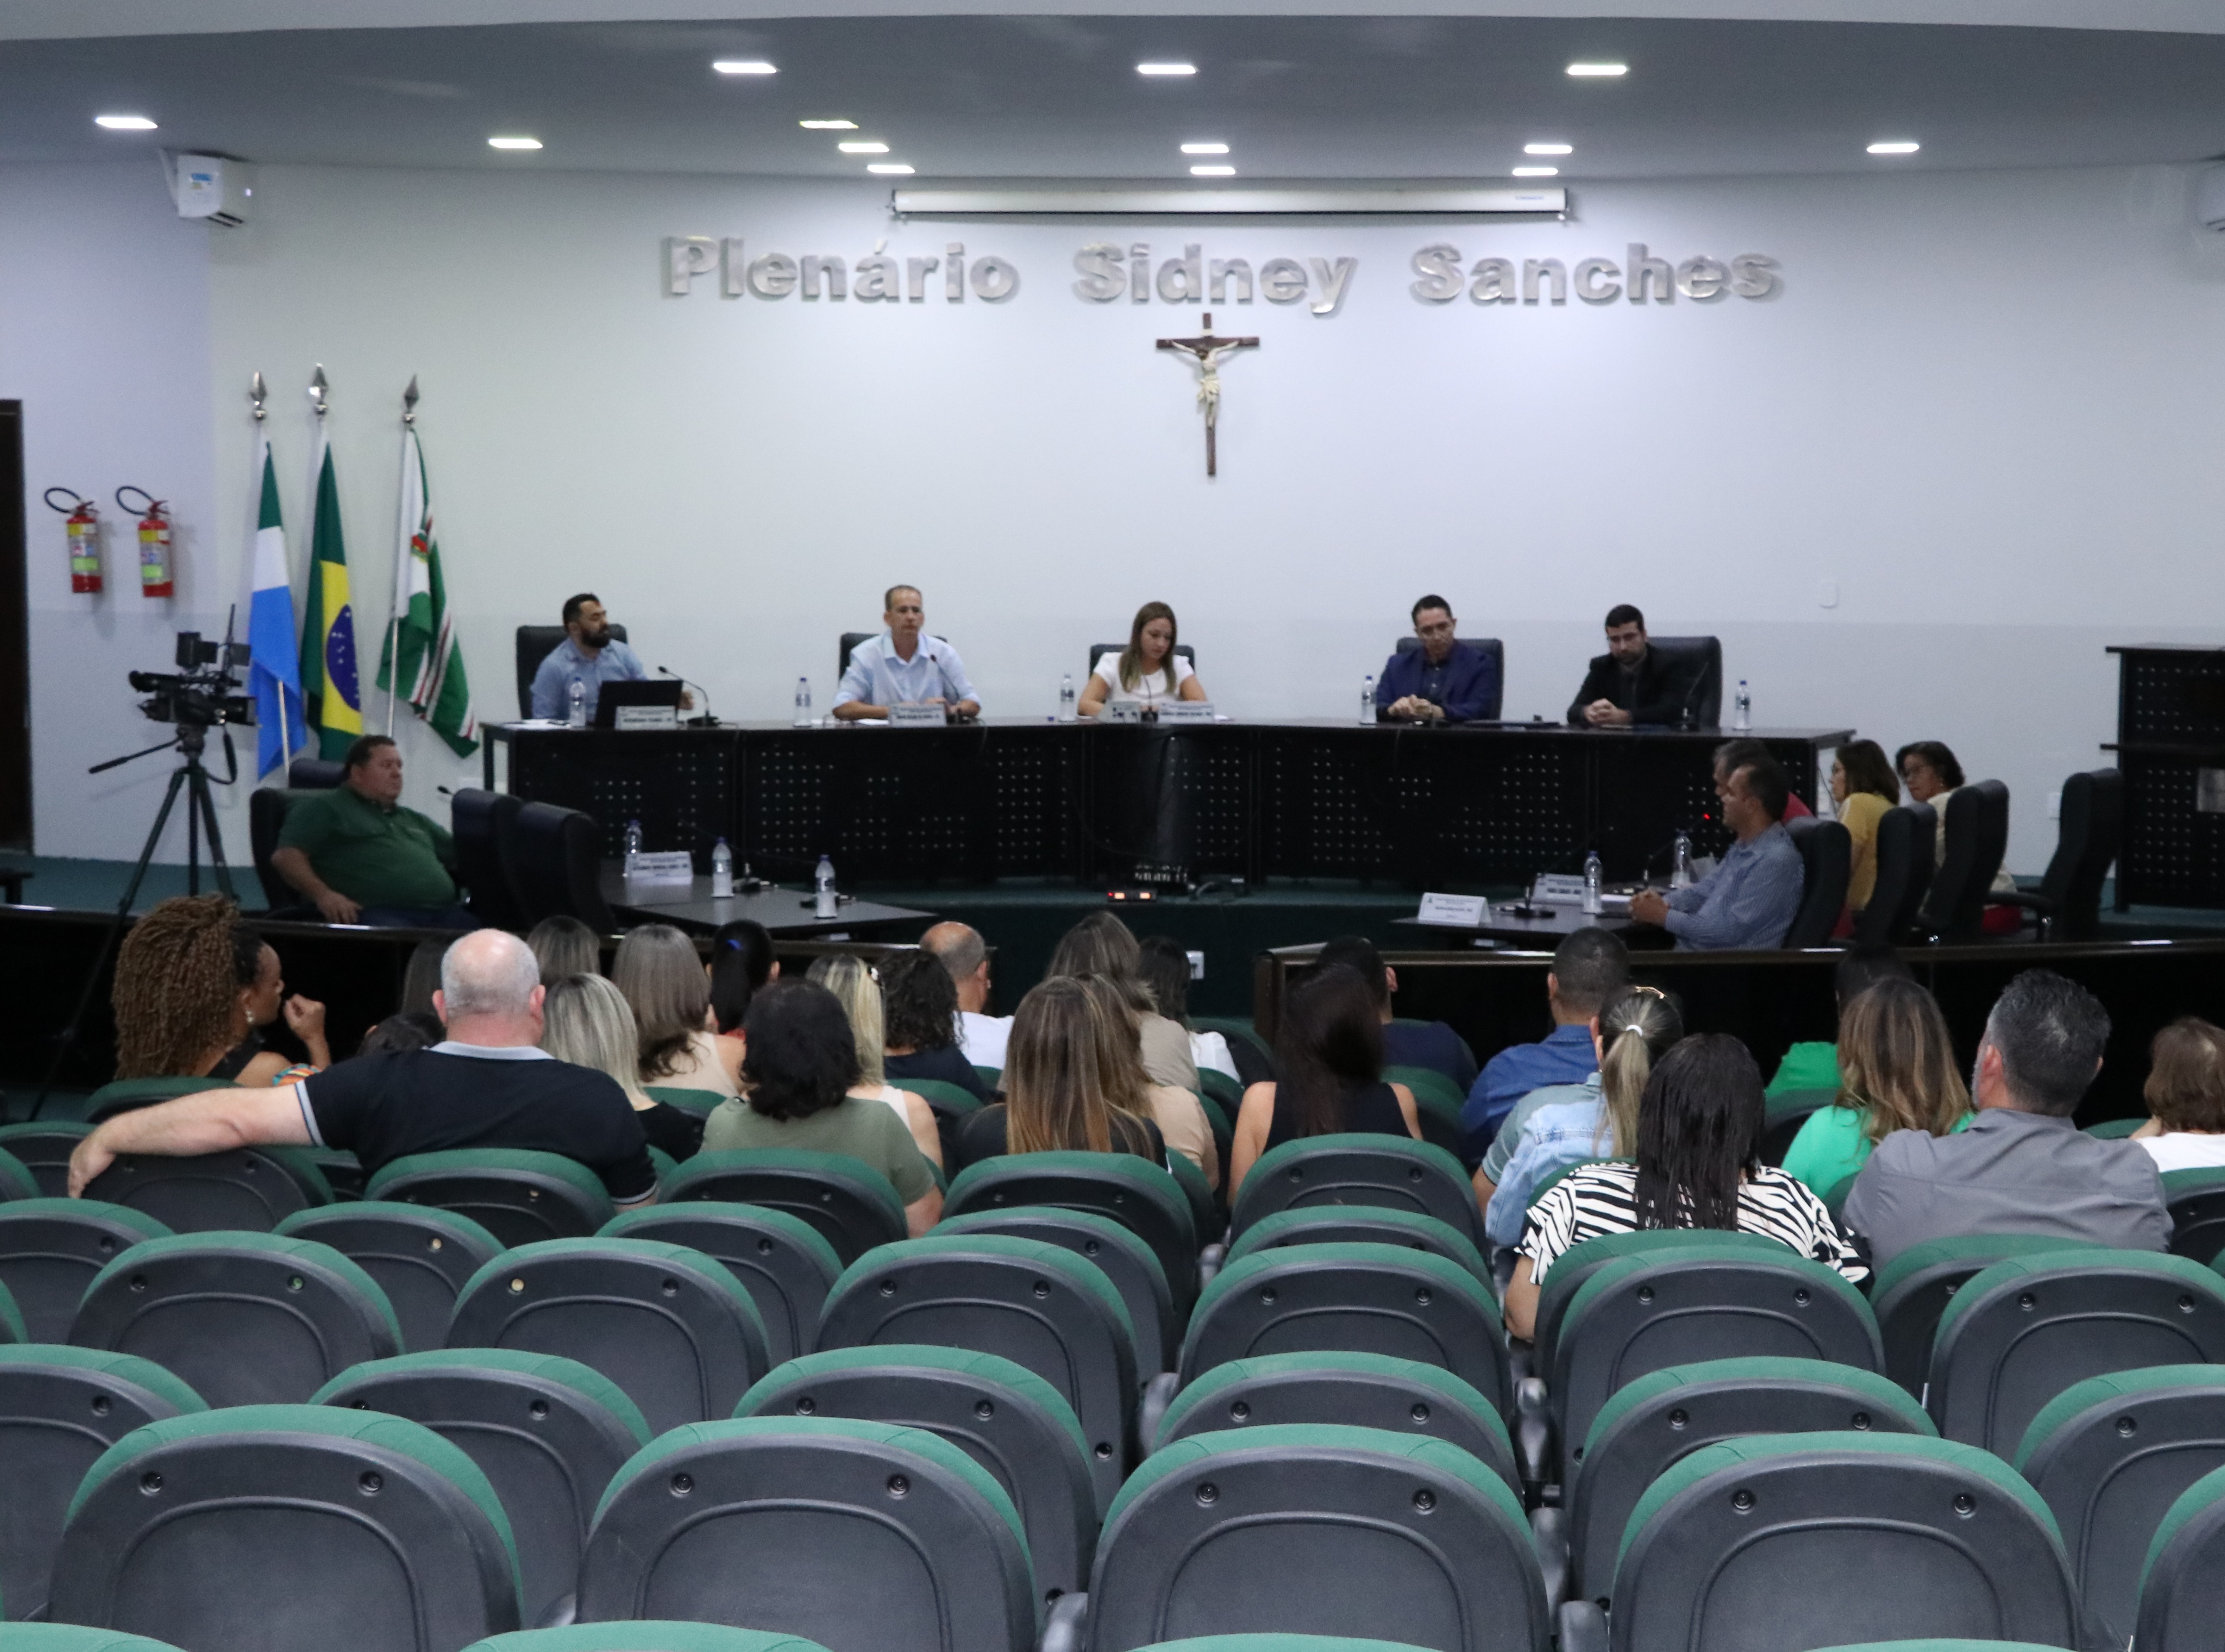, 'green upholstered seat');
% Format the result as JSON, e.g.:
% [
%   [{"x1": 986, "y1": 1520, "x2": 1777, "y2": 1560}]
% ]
[
  {"x1": 71, "y1": 1231, "x2": 401, "y2": 1402},
  {"x1": 1229, "y1": 1134, "x2": 1485, "y2": 1251},
  {"x1": 2137, "y1": 1462, "x2": 2225, "y2": 1652},
  {"x1": 448, "y1": 1238, "x2": 768, "y2": 1436},
  {"x1": 936, "y1": 1204, "x2": 1177, "y2": 1374},
  {"x1": 277, "y1": 1202, "x2": 503, "y2": 1355},
  {"x1": 1528, "y1": 1229, "x2": 1787, "y2": 1369},
  {"x1": 664, "y1": 1148, "x2": 908, "y2": 1266},
  {"x1": 0, "y1": 1628, "x2": 199, "y2": 1652},
  {"x1": 2162, "y1": 1165, "x2": 2225, "y2": 1264},
  {"x1": 643, "y1": 1086, "x2": 727, "y2": 1117},
  {"x1": 580, "y1": 1416, "x2": 1037, "y2": 1652},
  {"x1": 0, "y1": 1124, "x2": 87, "y2": 1197},
  {"x1": 464, "y1": 1629, "x2": 833, "y2": 1652},
  {"x1": 83, "y1": 1142, "x2": 330, "y2": 1233},
  {"x1": 899, "y1": 1077, "x2": 984, "y2": 1115},
  {"x1": 943, "y1": 1150, "x2": 1198, "y2": 1307},
  {"x1": 1865, "y1": 1233, "x2": 2095, "y2": 1398},
  {"x1": 367, "y1": 1149, "x2": 616, "y2": 1248},
  {"x1": 2081, "y1": 1118, "x2": 2143, "y2": 1139},
  {"x1": 602, "y1": 1201, "x2": 843, "y2": 1366},
  {"x1": 82, "y1": 1076, "x2": 238, "y2": 1121},
  {"x1": 1223, "y1": 1206, "x2": 1491, "y2": 1293},
  {"x1": 0, "y1": 1198, "x2": 172, "y2": 1342},
  {"x1": 1136, "y1": 1640, "x2": 1443, "y2": 1652}
]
